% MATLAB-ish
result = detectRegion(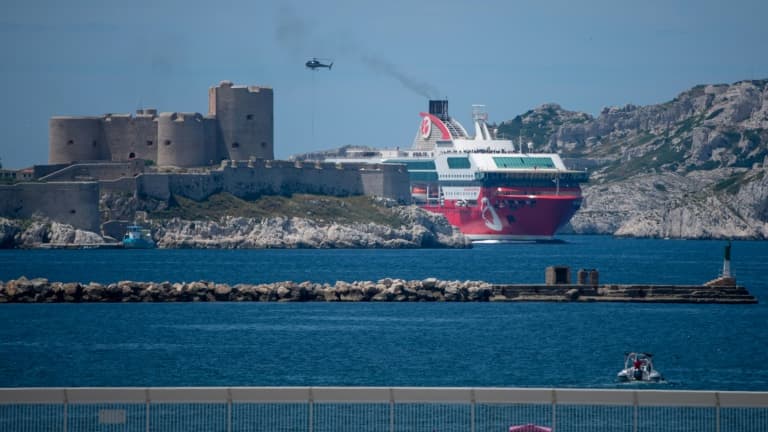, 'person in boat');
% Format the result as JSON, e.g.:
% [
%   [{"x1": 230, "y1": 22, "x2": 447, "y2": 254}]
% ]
[{"x1": 632, "y1": 356, "x2": 644, "y2": 380}]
